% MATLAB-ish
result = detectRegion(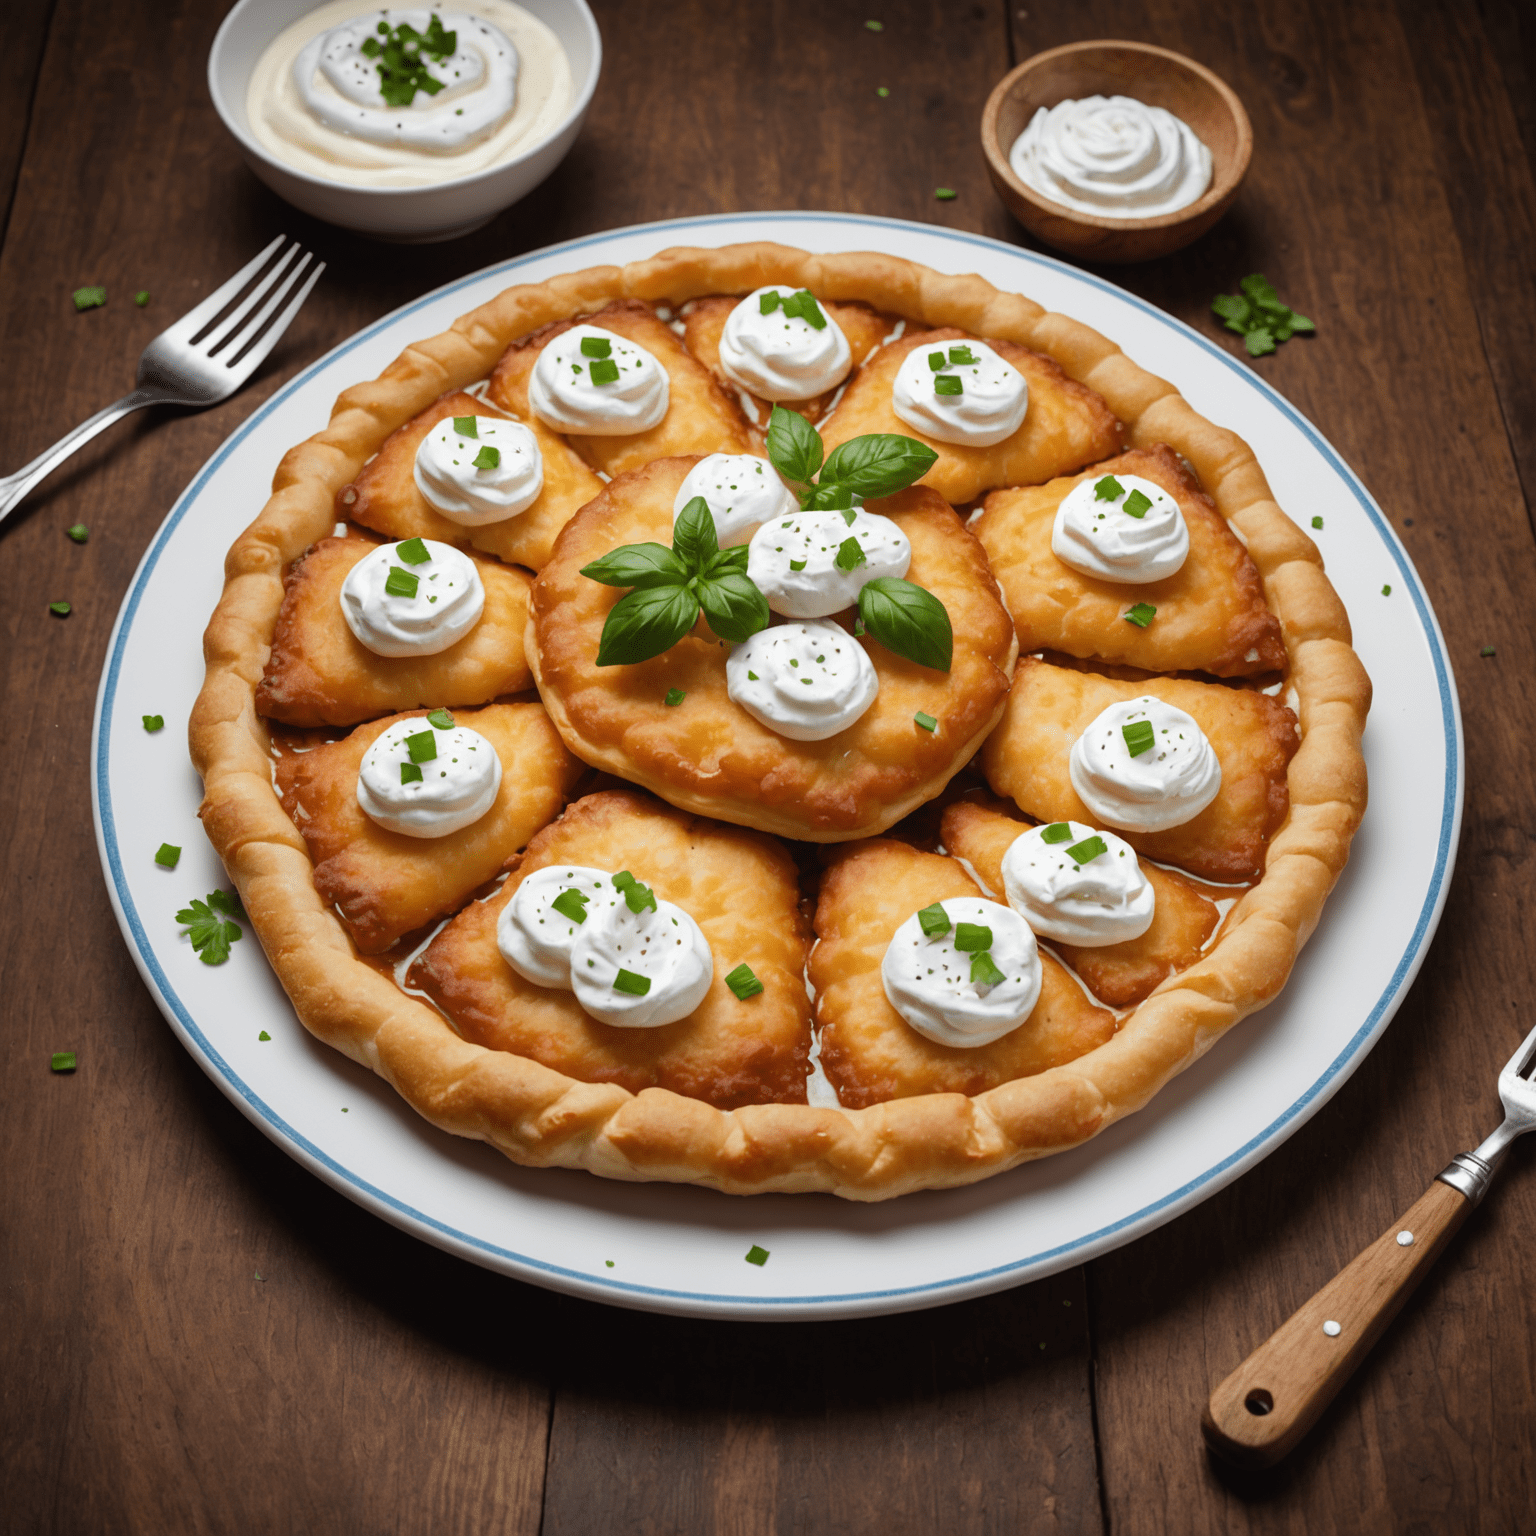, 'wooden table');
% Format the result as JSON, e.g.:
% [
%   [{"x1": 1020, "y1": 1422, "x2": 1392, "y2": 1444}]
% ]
[{"x1": 4, "y1": 1, "x2": 1533, "y2": 1528}]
